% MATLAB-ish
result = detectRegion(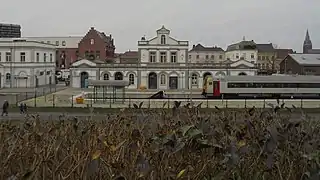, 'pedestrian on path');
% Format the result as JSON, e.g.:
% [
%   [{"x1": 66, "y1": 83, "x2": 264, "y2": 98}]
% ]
[
  {"x1": 1, "y1": 100, "x2": 9, "y2": 116},
  {"x1": 19, "y1": 103, "x2": 24, "y2": 114},
  {"x1": 23, "y1": 103, "x2": 27, "y2": 113}
]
